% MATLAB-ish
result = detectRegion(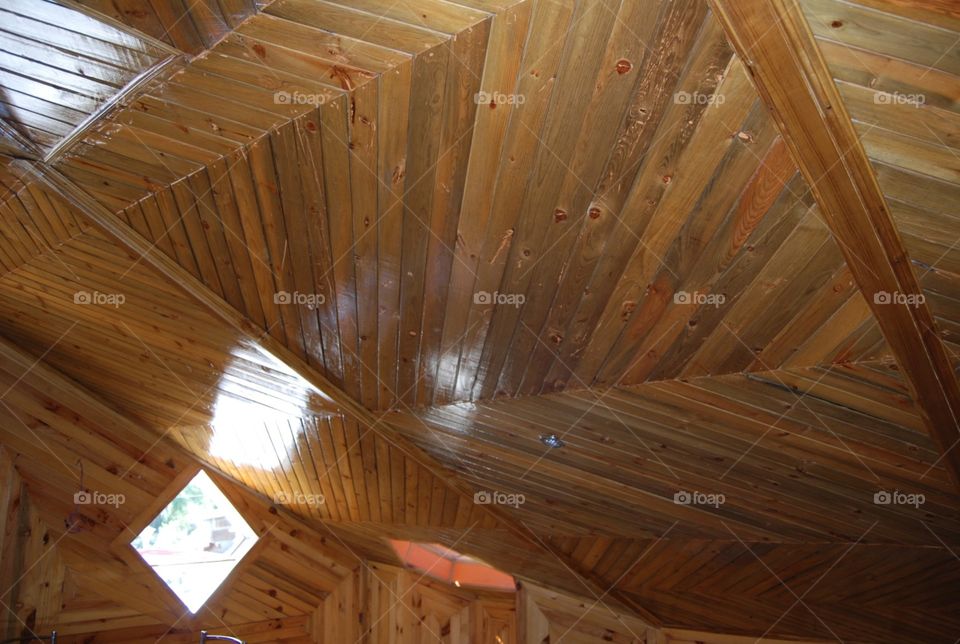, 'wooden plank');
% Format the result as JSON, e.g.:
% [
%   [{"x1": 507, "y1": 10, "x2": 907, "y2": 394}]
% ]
[
  {"x1": 709, "y1": 0, "x2": 960, "y2": 489},
  {"x1": 416, "y1": 18, "x2": 489, "y2": 404},
  {"x1": 432, "y1": 0, "x2": 533, "y2": 405},
  {"x1": 24, "y1": 160, "x2": 663, "y2": 630},
  {"x1": 396, "y1": 41, "x2": 450, "y2": 405}
]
